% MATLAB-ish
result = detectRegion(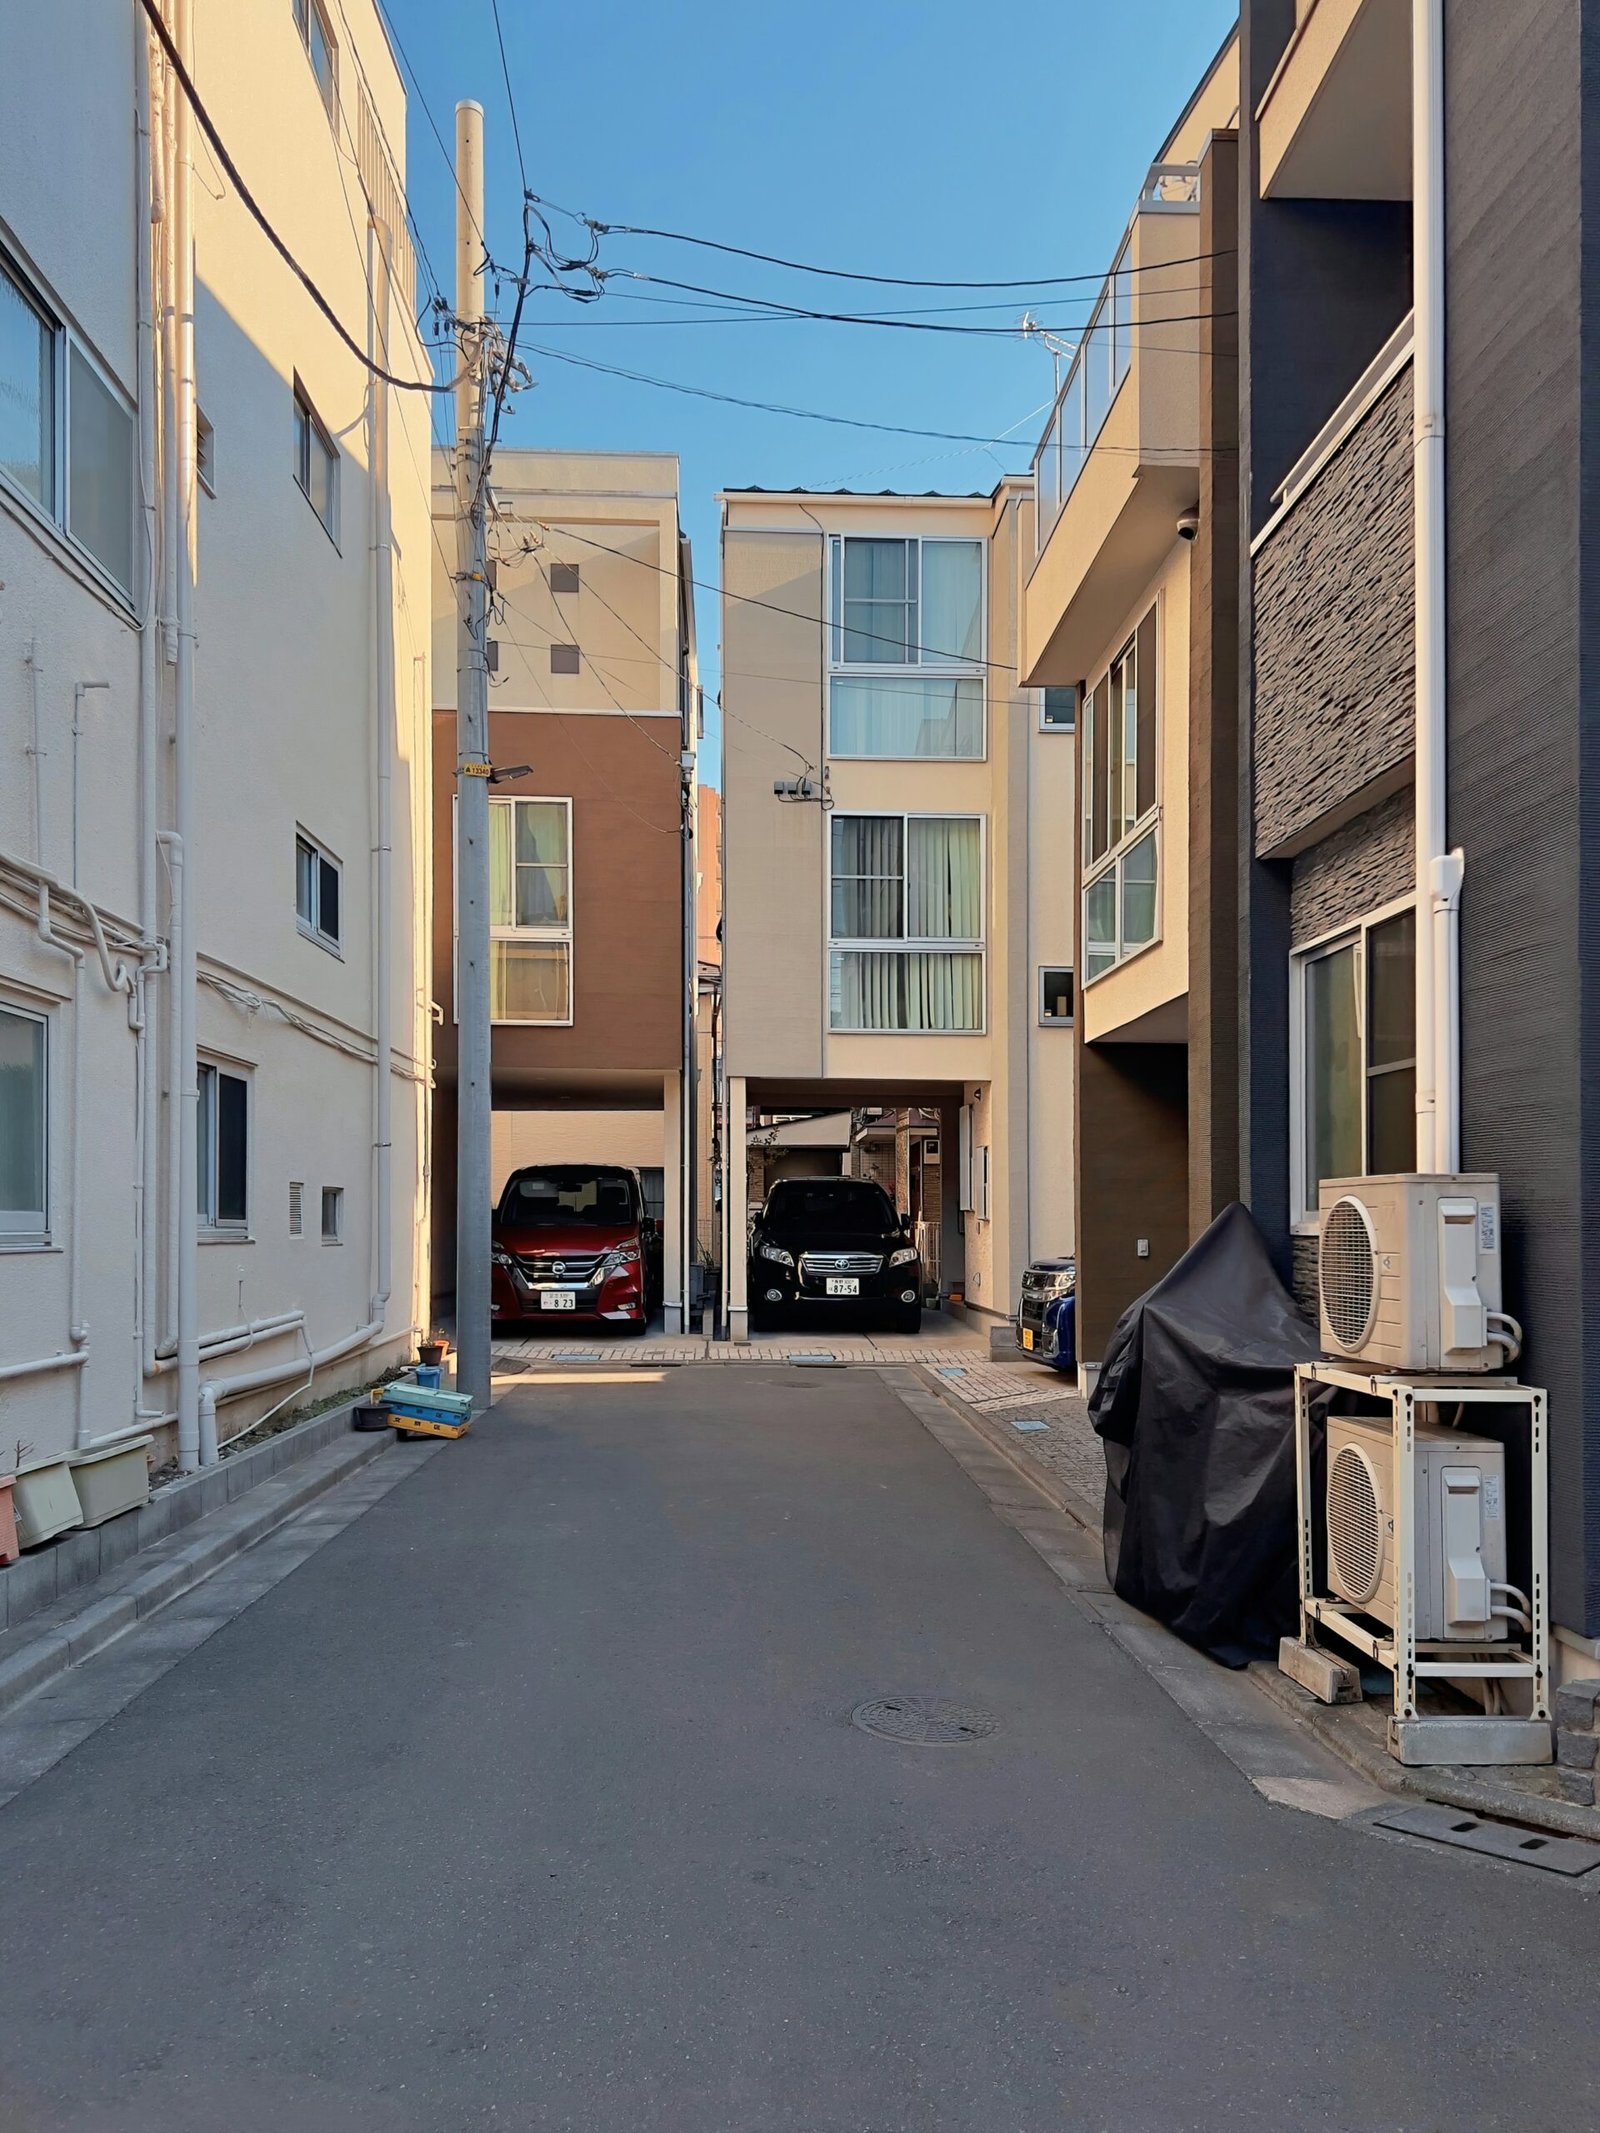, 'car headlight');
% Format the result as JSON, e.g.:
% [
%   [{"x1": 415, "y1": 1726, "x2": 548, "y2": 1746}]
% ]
[
  {"x1": 600, "y1": 1241, "x2": 642, "y2": 1278},
  {"x1": 888, "y1": 1245, "x2": 918, "y2": 1267},
  {"x1": 758, "y1": 1242, "x2": 794, "y2": 1268}
]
